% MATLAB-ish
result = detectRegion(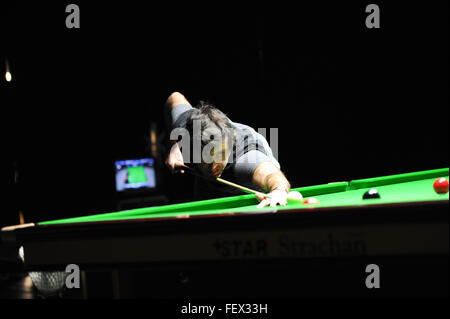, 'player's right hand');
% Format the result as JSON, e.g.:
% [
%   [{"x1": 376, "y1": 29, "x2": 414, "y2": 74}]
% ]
[{"x1": 165, "y1": 143, "x2": 187, "y2": 174}]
